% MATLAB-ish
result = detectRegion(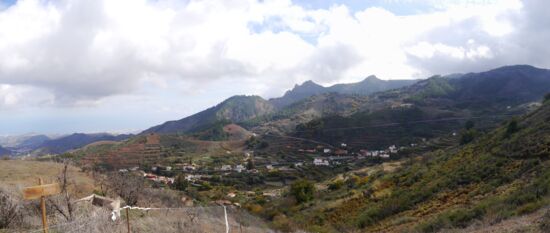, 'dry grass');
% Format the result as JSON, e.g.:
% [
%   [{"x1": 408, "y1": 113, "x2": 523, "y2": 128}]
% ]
[{"x1": 0, "y1": 160, "x2": 95, "y2": 197}]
